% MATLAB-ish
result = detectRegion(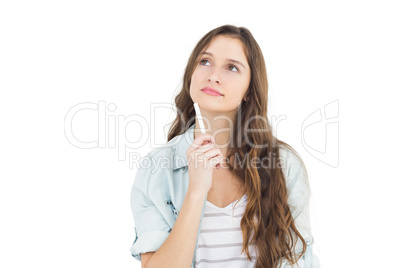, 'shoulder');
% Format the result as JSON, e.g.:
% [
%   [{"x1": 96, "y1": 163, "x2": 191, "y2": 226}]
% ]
[
  {"x1": 277, "y1": 143, "x2": 310, "y2": 195},
  {"x1": 278, "y1": 144, "x2": 305, "y2": 176},
  {"x1": 140, "y1": 133, "x2": 184, "y2": 167},
  {"x1": 132, "y1": 132, "x2": 187, "y2": 191}
]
